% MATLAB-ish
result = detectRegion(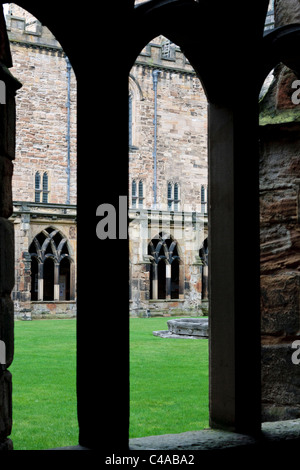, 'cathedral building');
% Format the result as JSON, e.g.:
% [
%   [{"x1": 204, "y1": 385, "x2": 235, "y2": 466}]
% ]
[
  {"x1": 129, "y1": 36, "x2": 208, "y2": 316},
  {"x1": 5, "y1": 4, "x2": 77, "y2": 319},
  {"x1": 7, "y1": 3, "x2": 209, "y2": 319}
]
